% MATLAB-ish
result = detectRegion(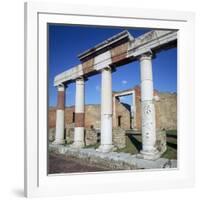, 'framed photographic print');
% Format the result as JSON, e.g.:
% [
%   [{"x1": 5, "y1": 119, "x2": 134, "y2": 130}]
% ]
[{"x1": 24, "y1": 1, "x2": 195, "y2": 197}]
